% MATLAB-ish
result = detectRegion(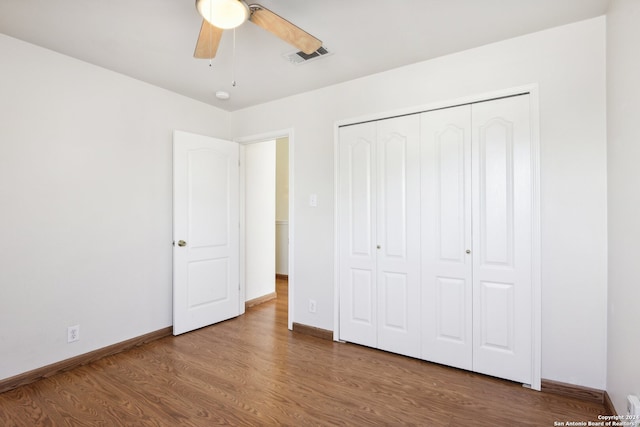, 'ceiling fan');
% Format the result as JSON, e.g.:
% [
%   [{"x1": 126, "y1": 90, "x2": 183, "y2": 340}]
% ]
[{"x1": 193, "y1": 0, "x2": 323, "y2": 59}]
